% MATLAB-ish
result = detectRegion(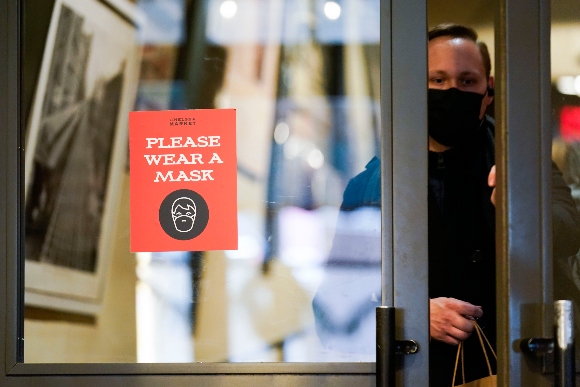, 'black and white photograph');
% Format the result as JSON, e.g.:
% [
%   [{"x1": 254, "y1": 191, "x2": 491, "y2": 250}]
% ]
[{"x1": 24, "y1": 0, "x2": 140, "y2": 314}]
